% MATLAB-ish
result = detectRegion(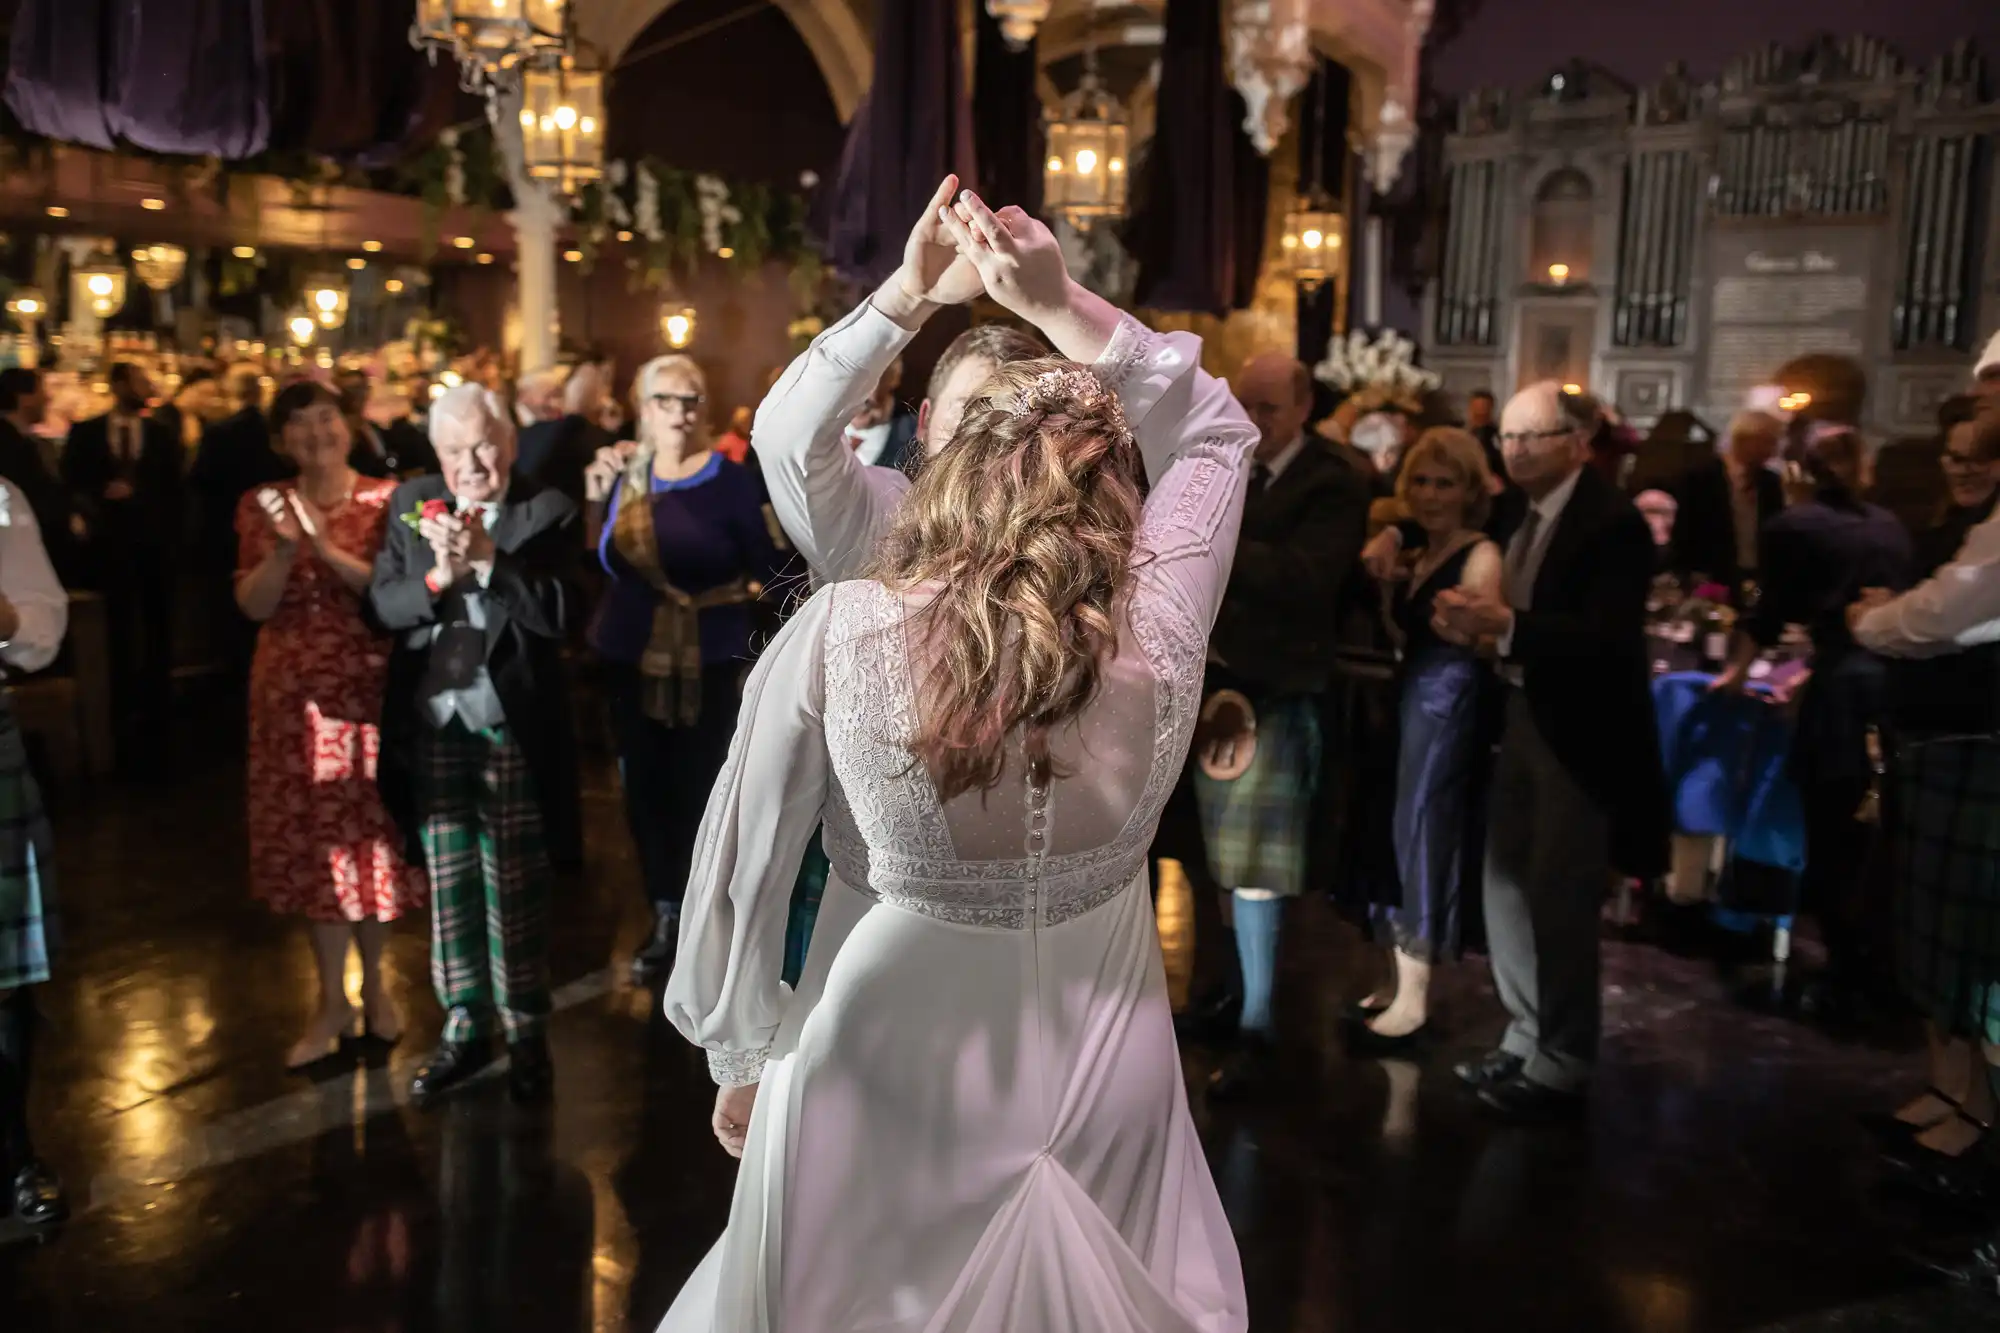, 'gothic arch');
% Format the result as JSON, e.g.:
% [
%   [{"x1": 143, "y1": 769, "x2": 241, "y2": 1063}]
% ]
[{"x1": 581, "y1": 0, "x2": 873, "y2": 122}]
